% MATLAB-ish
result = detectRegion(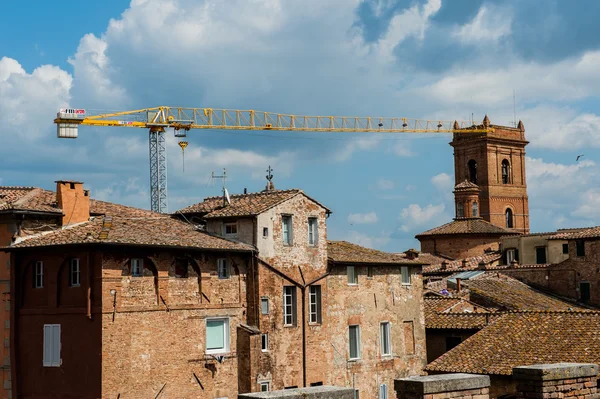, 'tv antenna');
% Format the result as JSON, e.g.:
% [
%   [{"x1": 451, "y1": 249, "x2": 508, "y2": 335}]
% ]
[
  {"x1": 513, "y1": 89, "x2": 517, "y2": 127},
  {"x1": 211, "y1": 168, "x2": 230, "y2": 205}
]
